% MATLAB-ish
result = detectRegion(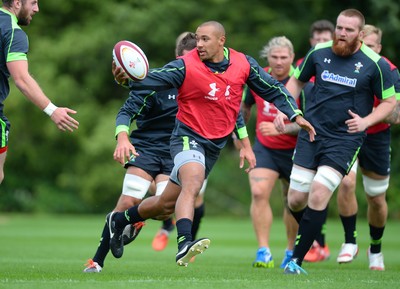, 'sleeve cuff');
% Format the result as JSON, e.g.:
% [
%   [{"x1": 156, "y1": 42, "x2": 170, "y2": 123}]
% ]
[
  {"x1": 237, "y1": 126, "x2": 249, "y2": 140},
  {"x1": 289, "y1": 110, "x2": 303, "y2": 122},
  {"x1": 115, "y1": 125, "x2": 130, "y2": 138}
]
